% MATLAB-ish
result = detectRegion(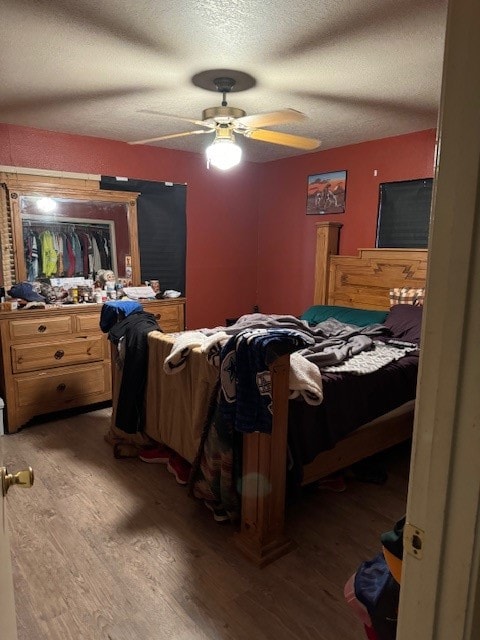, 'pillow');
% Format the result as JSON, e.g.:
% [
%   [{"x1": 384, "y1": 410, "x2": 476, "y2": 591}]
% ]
[
  {"x1": 383, "y1": 304, "x2": 423, "y2": 343},
  {"x1": 301, "y1": 305, "x2": 388, "y2": 327},
  {"x1": 389, "y1": 287, "x2": 425, "y2": 307}
]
